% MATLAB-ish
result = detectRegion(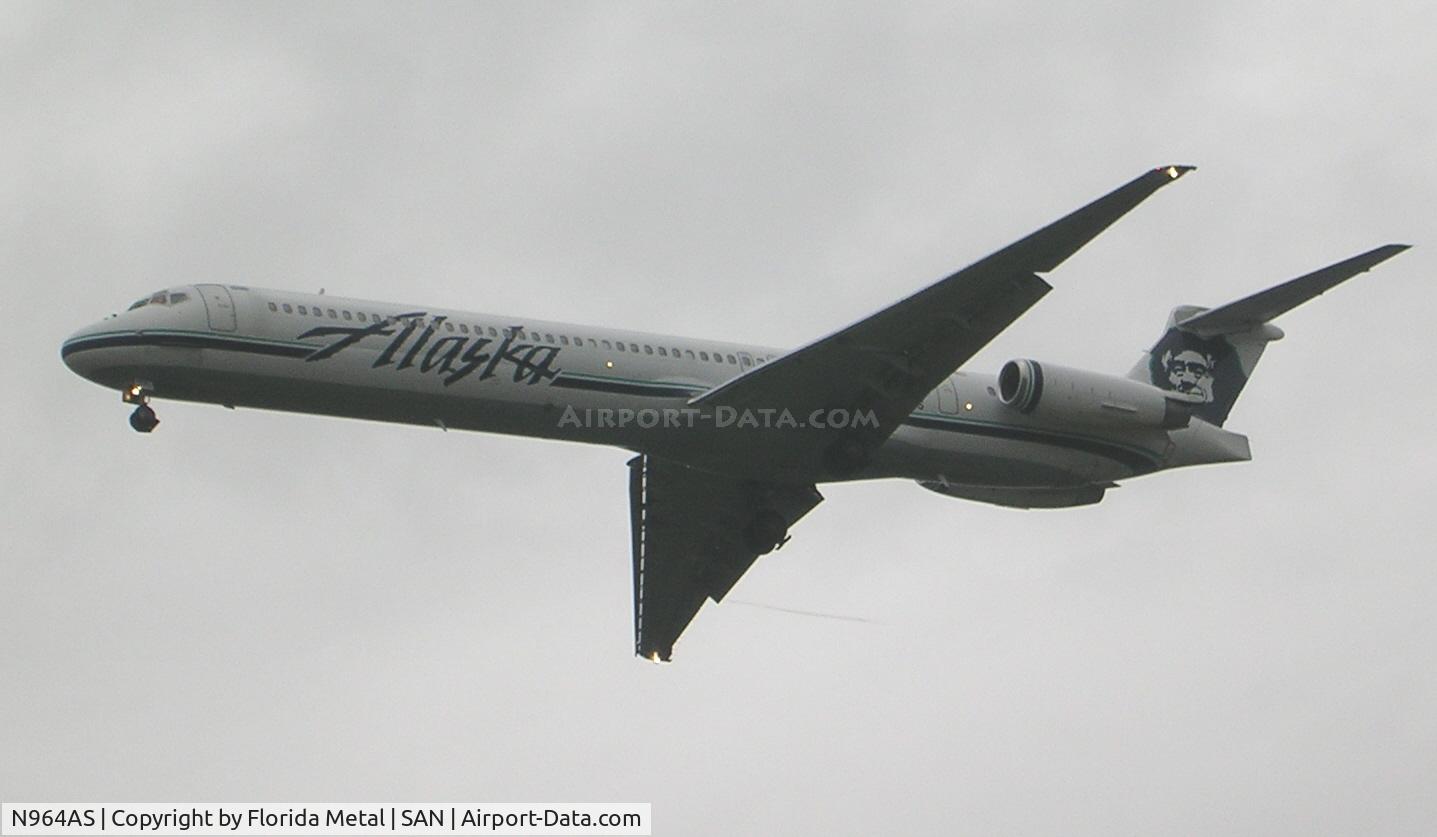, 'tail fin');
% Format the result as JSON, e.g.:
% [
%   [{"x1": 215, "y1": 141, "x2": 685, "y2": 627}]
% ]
[{"x1": 1128, "y1": 244, "x2": 1410, "y2": 426}]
